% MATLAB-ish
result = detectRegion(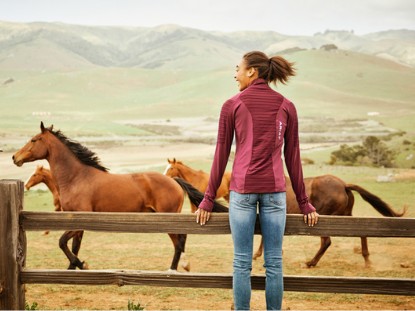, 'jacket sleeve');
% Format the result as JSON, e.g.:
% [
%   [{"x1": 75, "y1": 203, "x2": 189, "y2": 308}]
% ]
[
  {"x1": 198, "y1": 100, "x2": 235, "y2": 212},
  {"x1": 283, "y1": 101, "x2": 316, "y2": 215}
]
